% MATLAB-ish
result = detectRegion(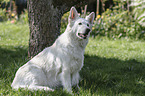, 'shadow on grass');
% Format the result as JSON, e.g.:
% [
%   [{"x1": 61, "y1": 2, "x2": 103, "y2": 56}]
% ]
[
  {"x1": 0, "y1": 46, "x2": 28, "y2": 80},
  {"x1": 0, "y1": 46, "x2": 28, "y2": 64},
  {"x1": 79, "y1": 54, "x2": 145, "y2": 95}
]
